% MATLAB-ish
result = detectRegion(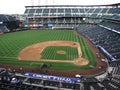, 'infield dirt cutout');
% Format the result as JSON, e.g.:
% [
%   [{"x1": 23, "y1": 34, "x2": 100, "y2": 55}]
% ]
[{"x1": 19, "y1": 41, "x2": 89, "y2": 66}]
